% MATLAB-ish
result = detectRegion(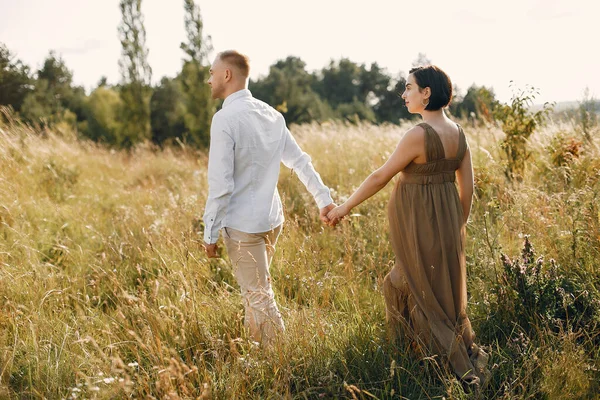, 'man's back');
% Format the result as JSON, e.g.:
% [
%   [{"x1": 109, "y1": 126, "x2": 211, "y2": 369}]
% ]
[{"x1": 203, "y1": 89, "x2": 331, "y2": 244}]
